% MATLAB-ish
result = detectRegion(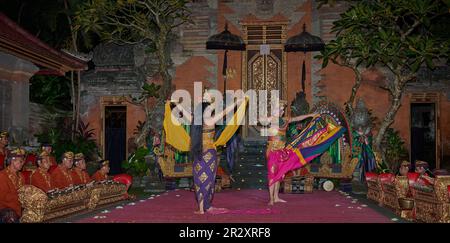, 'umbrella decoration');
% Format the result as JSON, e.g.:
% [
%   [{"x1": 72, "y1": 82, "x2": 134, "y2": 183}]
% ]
[
  {"x1": 206, "y1": 22, "x2": 246, "y2": 91},
  {"x1": 284, "y1": 23, "x2": 325, "y2": 93},
  {"x1": 206, "y1": 22, "x2": 245, "y2": 173}
]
